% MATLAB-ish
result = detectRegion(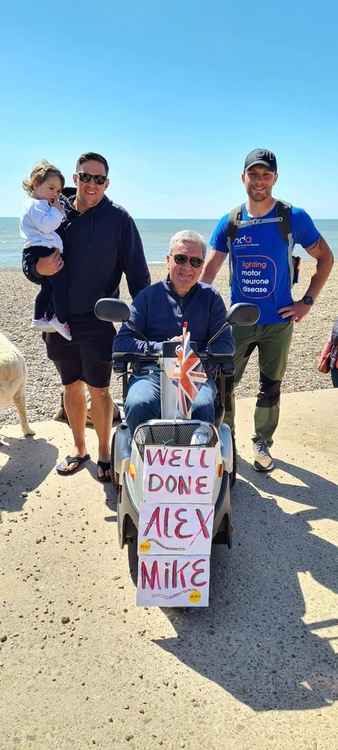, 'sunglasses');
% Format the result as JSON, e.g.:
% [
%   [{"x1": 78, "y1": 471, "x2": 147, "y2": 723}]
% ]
[
  {"x1": 172, "y1": 253, "x2": 204, "y2": 269},
  {"x1": 77, "y1": 172, "x2": 107, "y2": 185}
]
